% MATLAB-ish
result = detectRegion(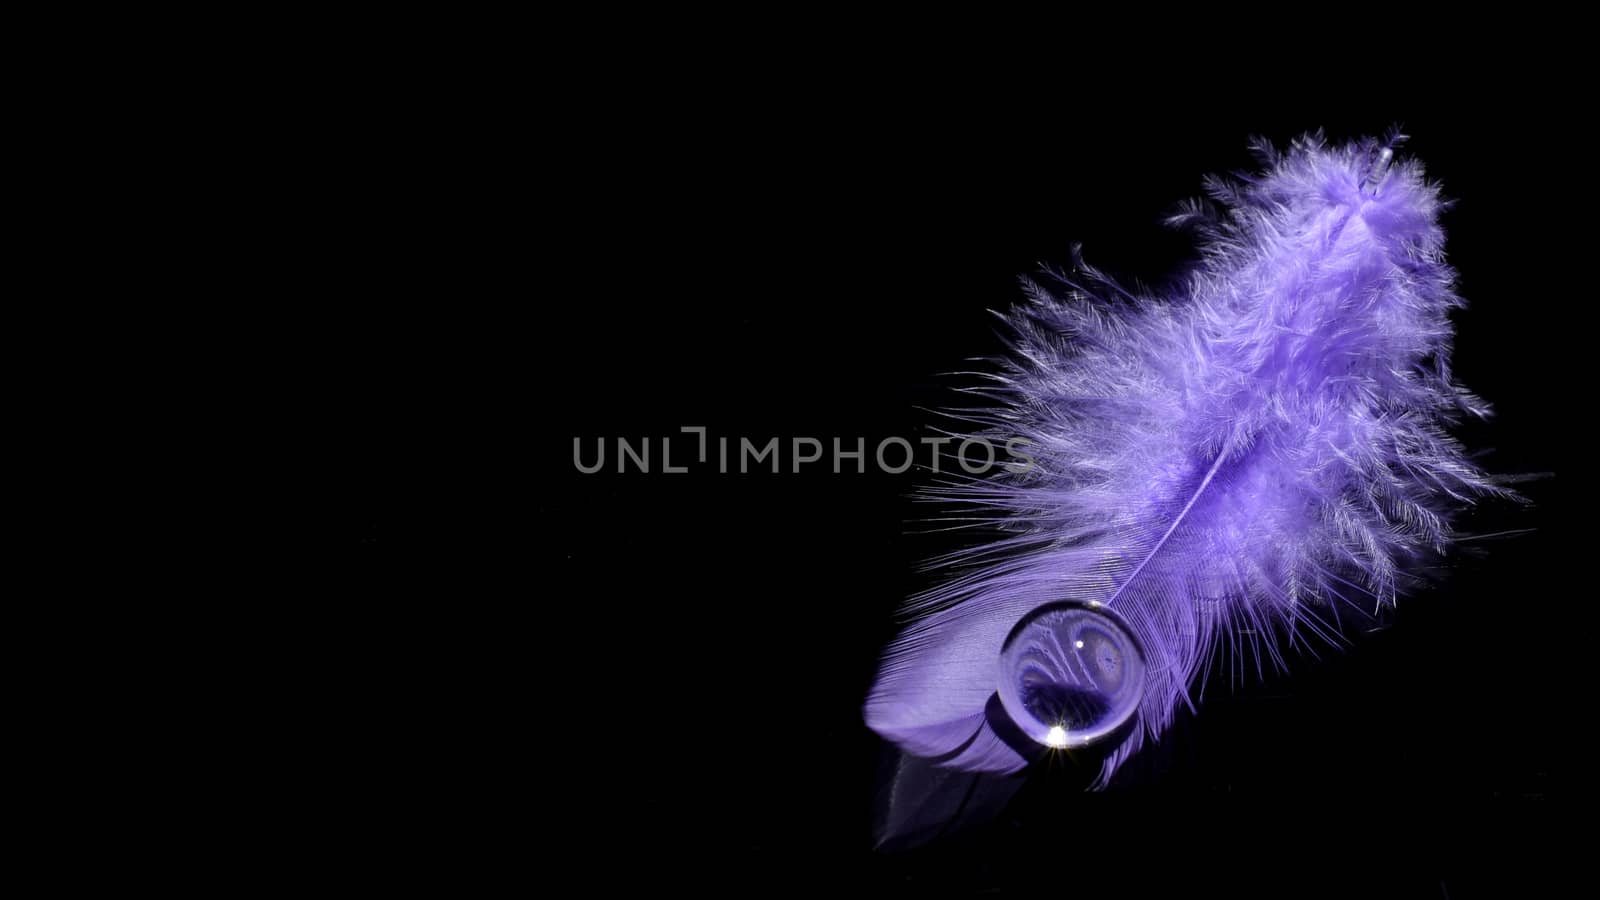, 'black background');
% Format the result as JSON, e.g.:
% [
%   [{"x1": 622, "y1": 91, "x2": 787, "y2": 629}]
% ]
[{"x1": 340, "y1": 77, "x2": 1566, "y2": 893}]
